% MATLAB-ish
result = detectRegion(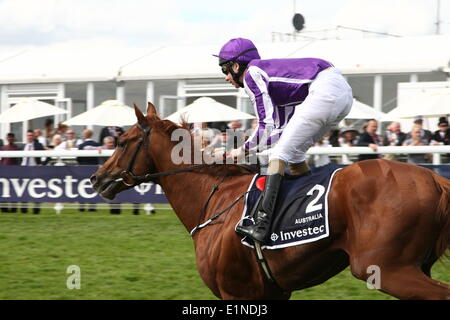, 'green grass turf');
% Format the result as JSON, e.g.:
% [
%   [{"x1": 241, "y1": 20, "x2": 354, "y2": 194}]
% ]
[{"x1": 0, "y1": 207, "x2": 448, "y2": 300}]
